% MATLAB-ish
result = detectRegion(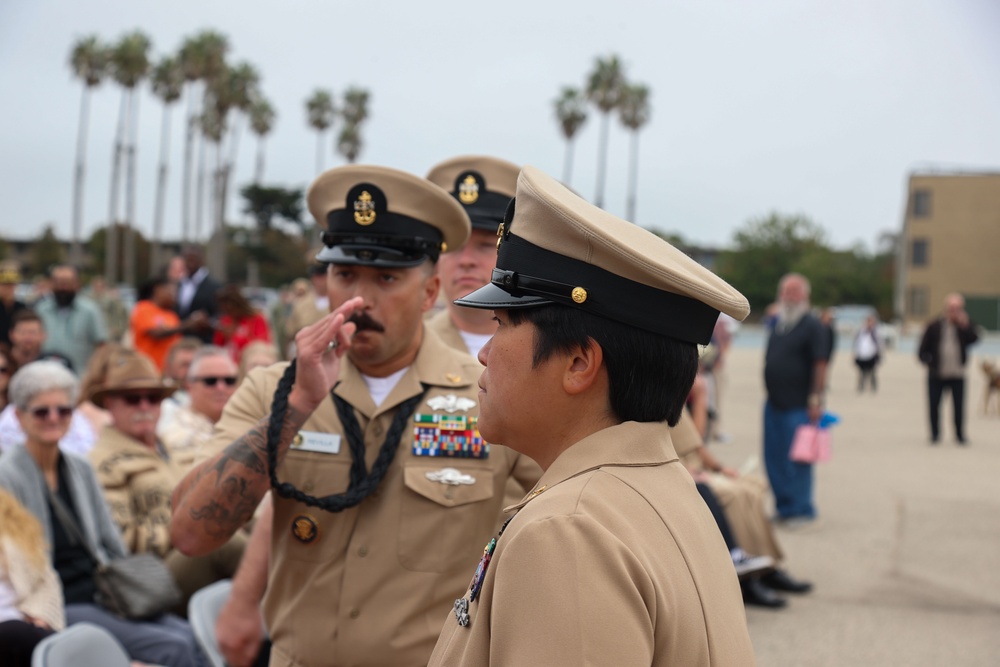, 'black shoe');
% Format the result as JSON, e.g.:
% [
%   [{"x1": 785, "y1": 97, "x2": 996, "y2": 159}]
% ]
[
  {"x1": 741, "y1": 578, "x2": 787, "y2": 609},
  {"x1": 761, "y1": 569, "x2": 813, "y2": 594}
]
